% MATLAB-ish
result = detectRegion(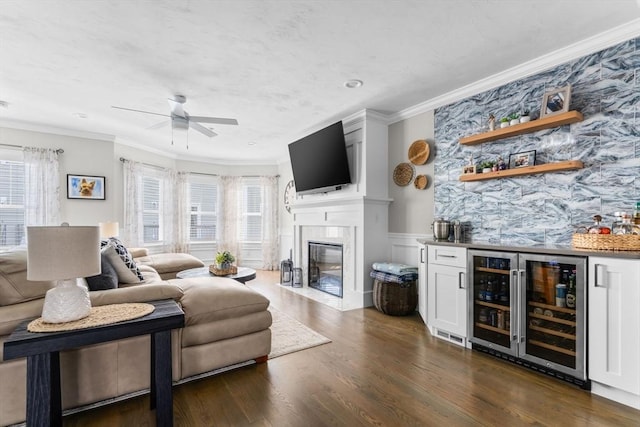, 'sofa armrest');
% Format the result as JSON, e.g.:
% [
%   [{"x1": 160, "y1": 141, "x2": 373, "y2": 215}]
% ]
[
  {"x1": 128, "y1": 247, "x2": 149, "y2": 258},
  {"x1": 0, "y1": 298, "x2": 44, "y2": 337},
  {"x1": 89, "y1": 283, "x2": 184, "y2": 307}
]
